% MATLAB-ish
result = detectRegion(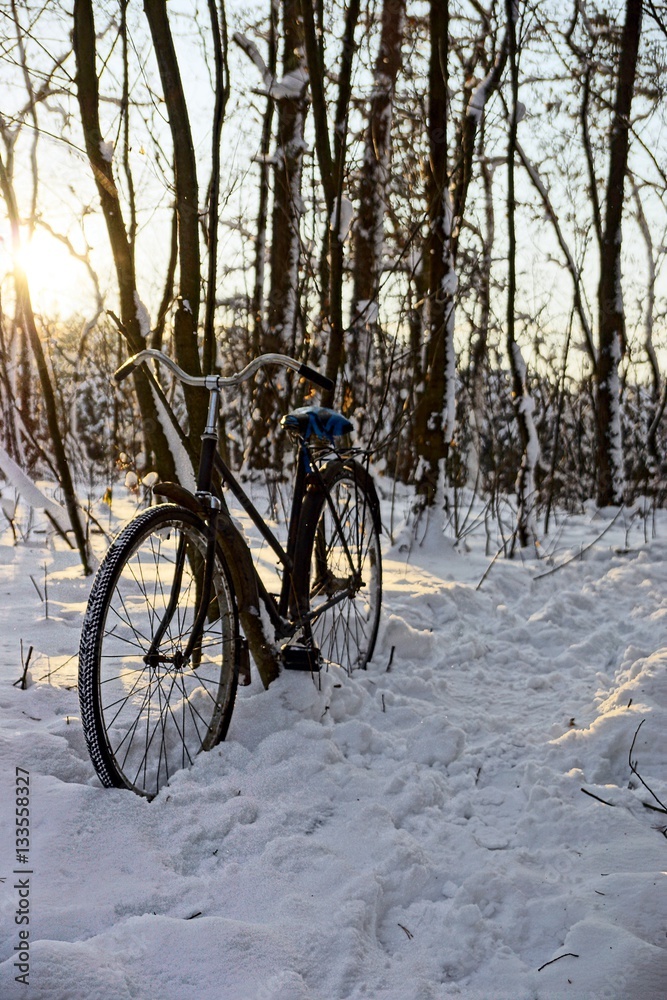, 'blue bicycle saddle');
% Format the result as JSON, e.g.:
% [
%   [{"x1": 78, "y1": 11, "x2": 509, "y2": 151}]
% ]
[{"x1": 281, "y1": 406, "x2": 353, "y2": 443}]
